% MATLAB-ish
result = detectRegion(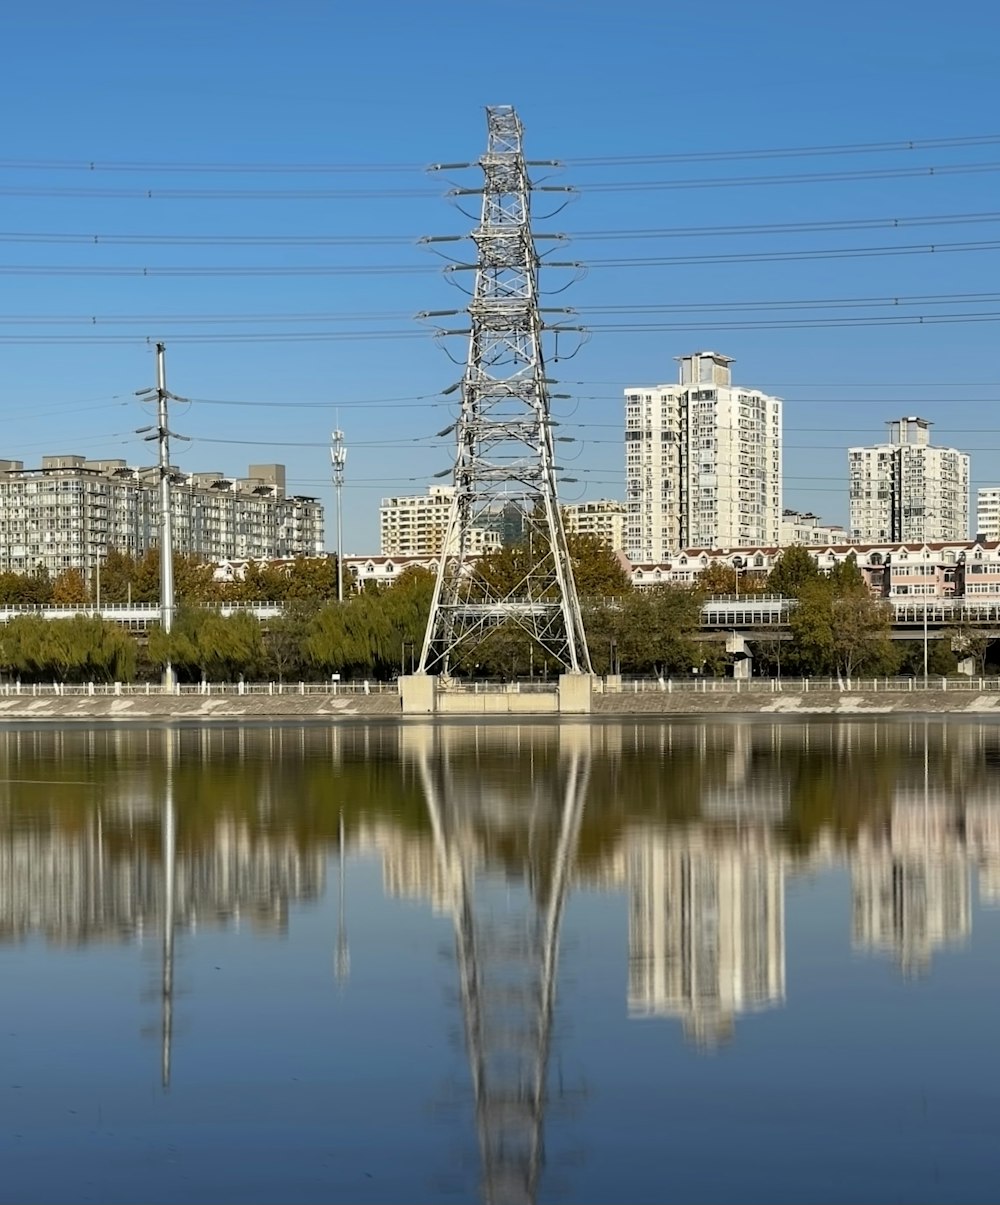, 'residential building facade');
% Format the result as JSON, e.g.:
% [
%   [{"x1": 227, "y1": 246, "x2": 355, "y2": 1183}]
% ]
[
  {"x1": 625, "y1": 351, "x2": 782, "y2": 561},
  {"x1": 379, "y1": 485, "x2": 501, "y2": 558},
  {"x1": 780, "y1": 509, "x2": 847, "y2": 547},
  {"x1": 562, "y1": 499, "x2": 626, "y2": 550},
  {"x1": 976, "y1": 487, "x2": 1000, "y2": 542},
  {"x1": 849, "y1": 417, "x2": 969, "y2": 544},
  {"x1": 625, "y1": 538, "x2": 1000, "y2": 599},
  {"x1": 0, "y1": 455, "x2": 323, "y2": 576}
]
